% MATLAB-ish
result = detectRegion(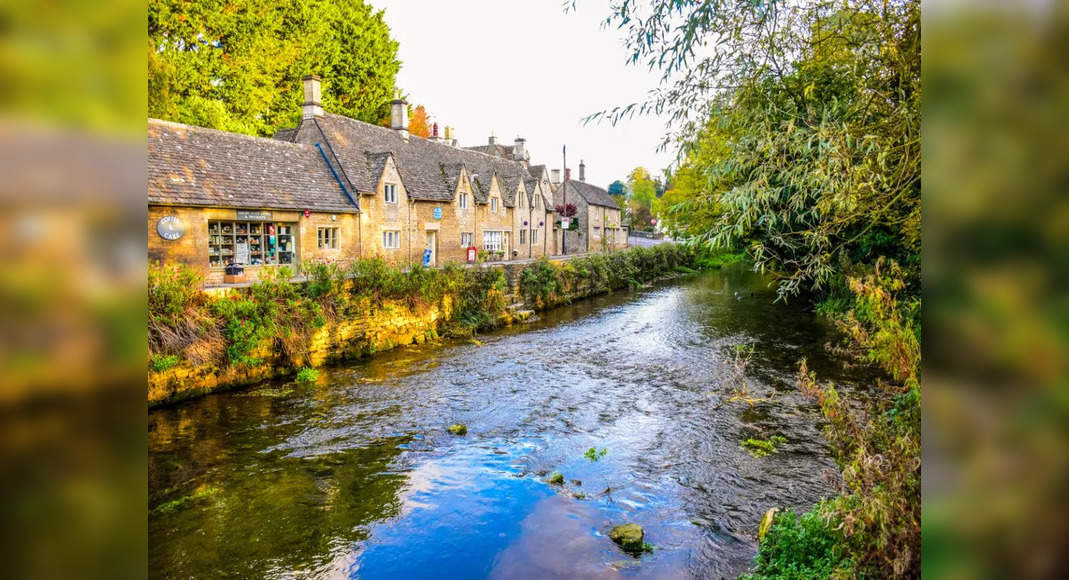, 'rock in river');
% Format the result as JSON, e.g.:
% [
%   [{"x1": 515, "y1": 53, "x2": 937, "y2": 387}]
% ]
[{"x1": 609, "y1": 523, "x2": 645, "y2": 555}]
